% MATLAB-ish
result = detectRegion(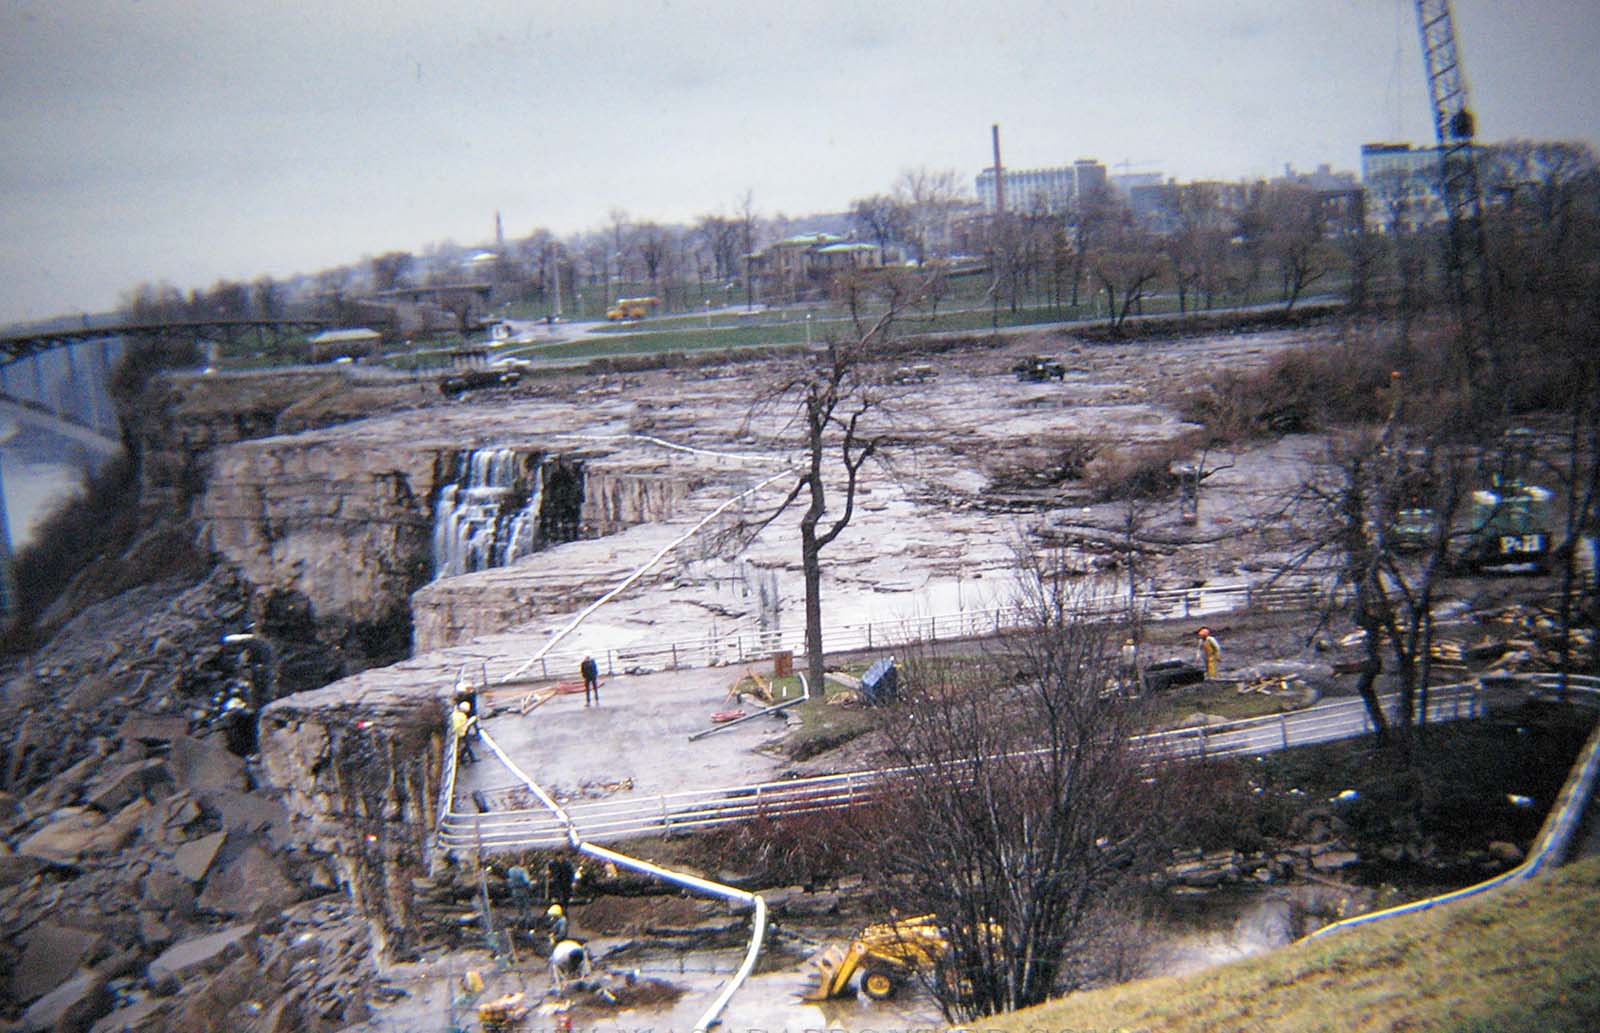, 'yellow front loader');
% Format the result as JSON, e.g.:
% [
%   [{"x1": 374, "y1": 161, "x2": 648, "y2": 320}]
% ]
[{"x1": 803, "y1": 915, "x2": 950, "y2": 1001}]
